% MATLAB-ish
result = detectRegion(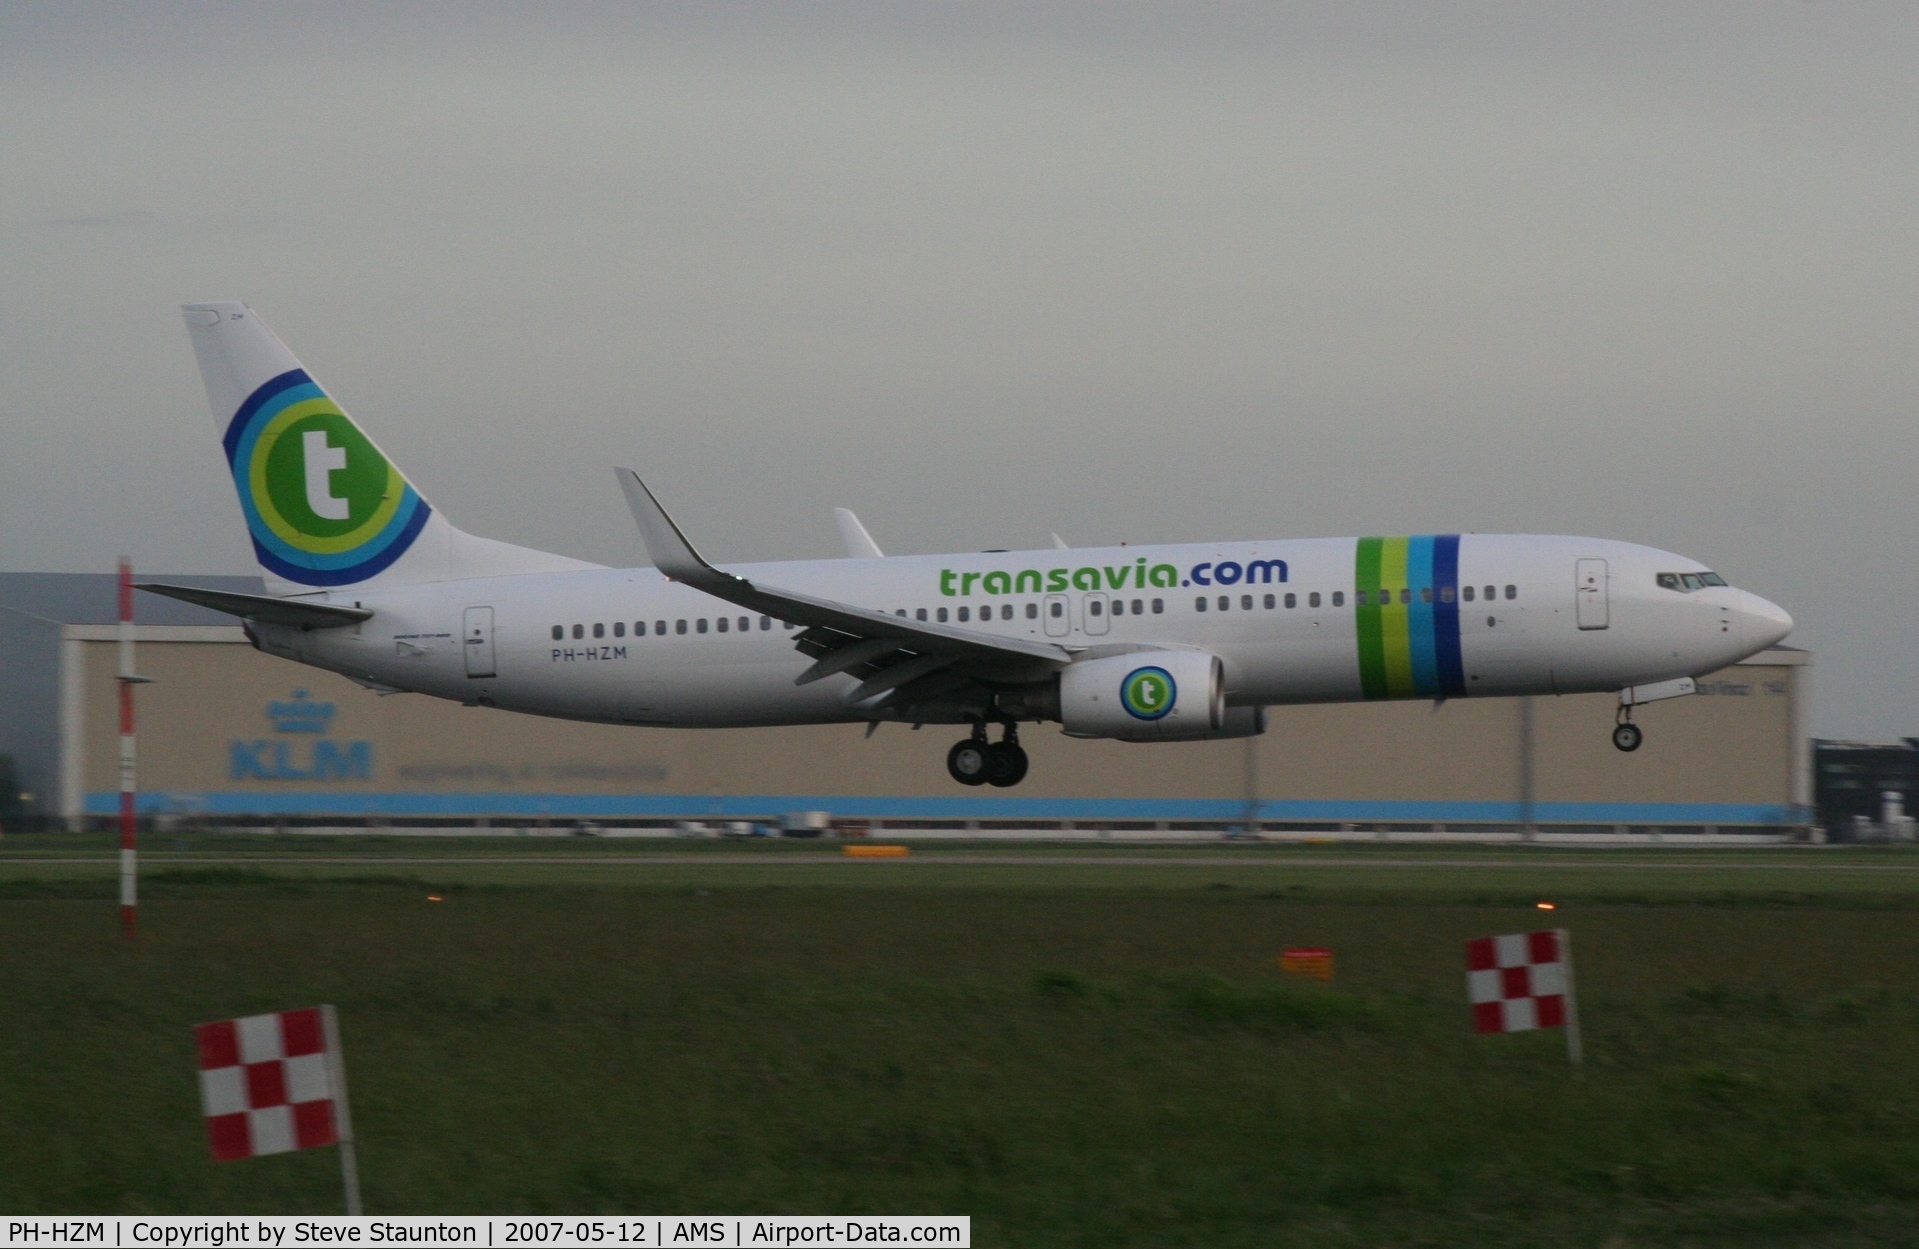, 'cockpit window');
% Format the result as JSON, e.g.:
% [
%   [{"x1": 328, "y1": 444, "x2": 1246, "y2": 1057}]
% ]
[{"x1": 1659, "y1": 571, "x2": 1728, "y2": 592}]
